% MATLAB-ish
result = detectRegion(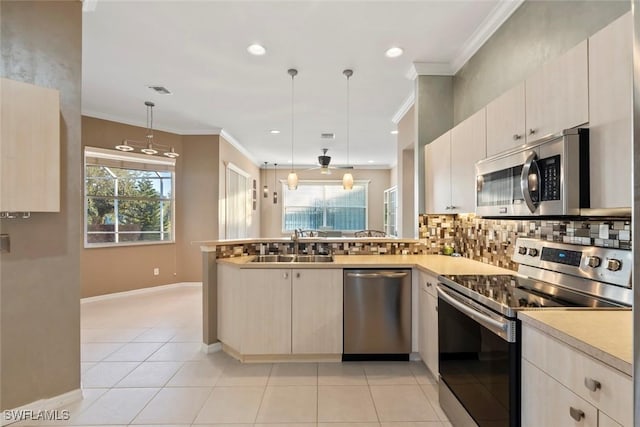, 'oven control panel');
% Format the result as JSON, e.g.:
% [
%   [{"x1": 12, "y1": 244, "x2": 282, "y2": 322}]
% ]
[{"x1": 512, "y1": 237, "x2": 632, "y2": 288}]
